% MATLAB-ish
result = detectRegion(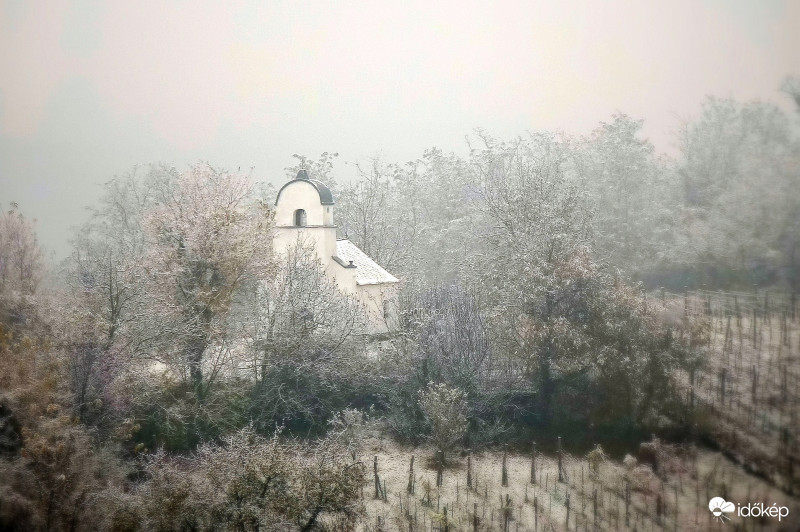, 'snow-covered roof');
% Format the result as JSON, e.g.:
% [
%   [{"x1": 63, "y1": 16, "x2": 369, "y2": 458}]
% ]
[{"x1": 335, "y1": 239, "x2": 399, "y2": 285}]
